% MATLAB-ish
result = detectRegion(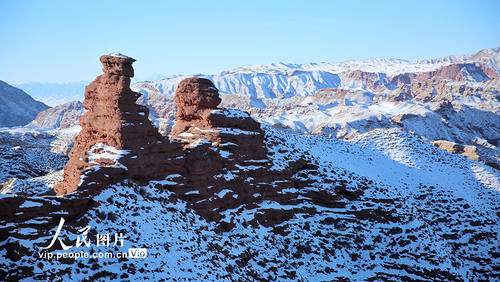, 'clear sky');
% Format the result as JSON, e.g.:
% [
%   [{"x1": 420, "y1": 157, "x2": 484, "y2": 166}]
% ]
[{"x1": 1, "y1": 0, "x2": 499, "y2": 83}]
